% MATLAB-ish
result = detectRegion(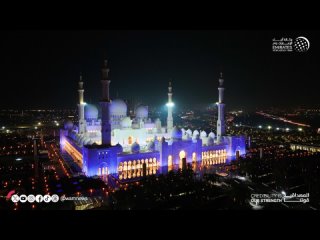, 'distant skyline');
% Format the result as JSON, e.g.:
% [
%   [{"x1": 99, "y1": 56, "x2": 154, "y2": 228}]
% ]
[{"x1": 1, "y1": 30, "x2": 319, "y2": 110}]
